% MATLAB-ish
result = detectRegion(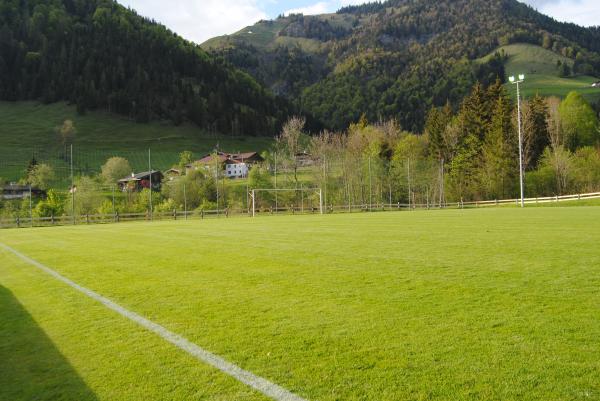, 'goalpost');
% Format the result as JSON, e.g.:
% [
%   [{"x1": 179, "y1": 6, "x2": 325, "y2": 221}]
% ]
[{"x1": 249, "y1": 188, "x2": 323, "y2": 217}]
